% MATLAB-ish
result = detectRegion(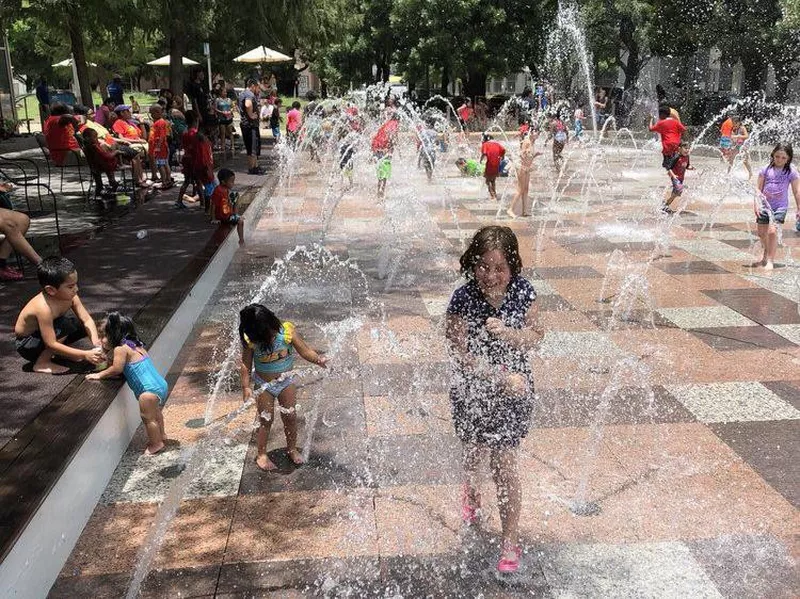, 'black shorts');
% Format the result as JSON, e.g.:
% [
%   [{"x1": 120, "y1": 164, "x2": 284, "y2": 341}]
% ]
[
  {"x1": 241, "y1": 124, "x2": 261, "y2": 157},
  {"x1": 15, "y1": 314, "x2": 85, "y2": 363},
  {"x1": 662, "y1": 152, "x2": 679, "y2": 170},
  {"x1": 756, "y1": 206, "x2": 787, "y2": 225}
]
